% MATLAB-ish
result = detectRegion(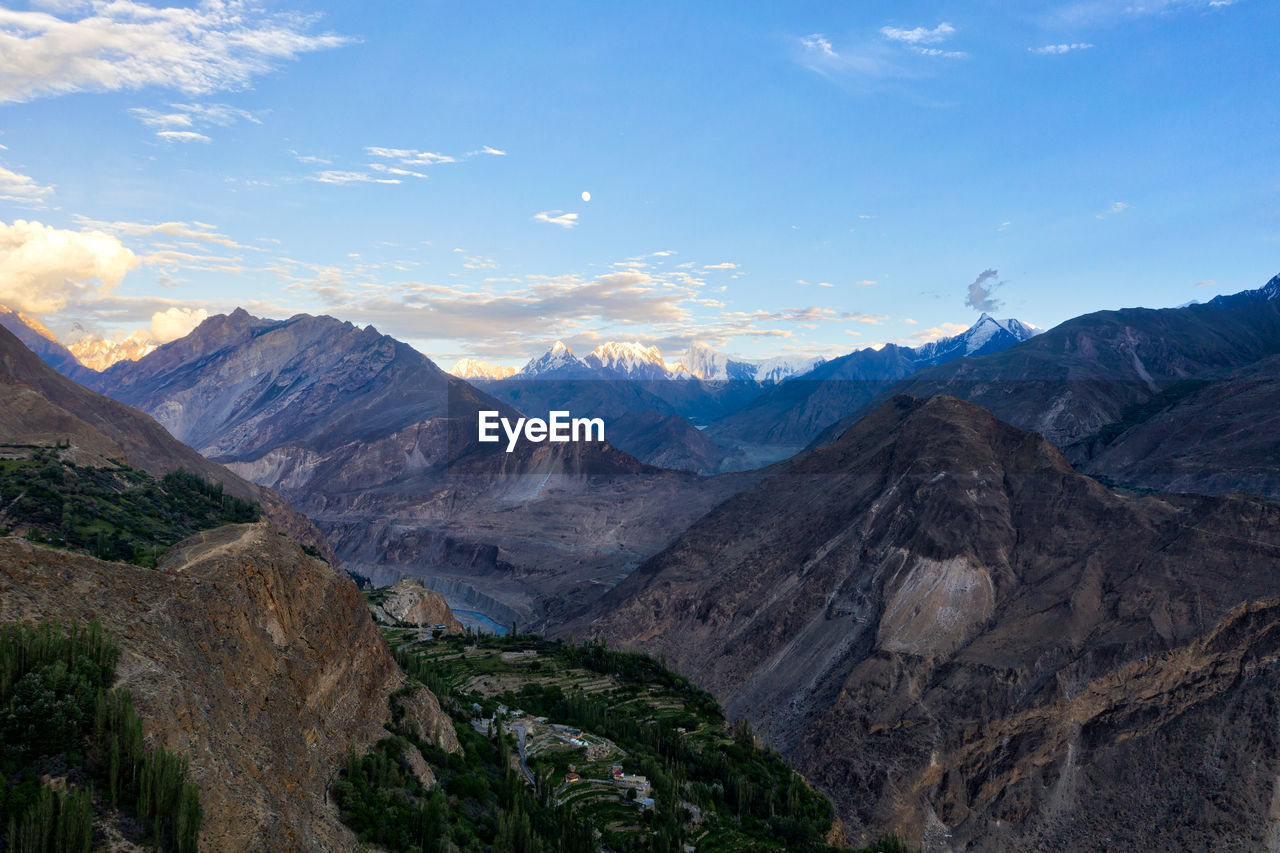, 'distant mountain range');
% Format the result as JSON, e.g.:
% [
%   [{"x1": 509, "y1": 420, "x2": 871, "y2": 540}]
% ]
[
  {"x1": 705, "y1": 312, "x2": 1040, "y2": 460},
  {"x1": 76, "y1": 308, "x2": 746, "y2": 627},
  {"x1": 814, "y1": 273, "x2": 1280, "y2": 498},
  {"x1": 479, "y1": 339, "x2": 827, "y2": 384}
]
